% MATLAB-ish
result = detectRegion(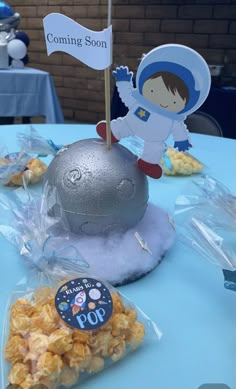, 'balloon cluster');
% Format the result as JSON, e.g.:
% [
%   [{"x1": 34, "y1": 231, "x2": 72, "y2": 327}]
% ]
[{"x1": 0, "y1": 1, "x2": 30, "y2": 68}]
